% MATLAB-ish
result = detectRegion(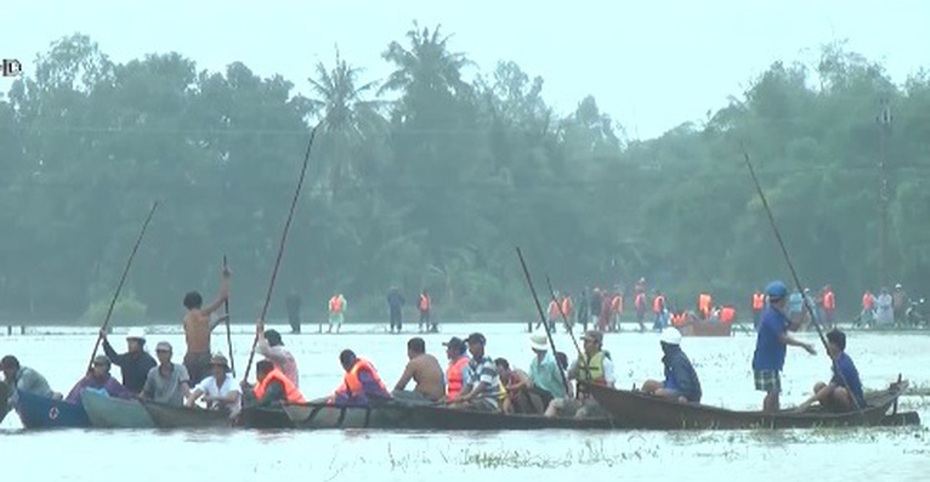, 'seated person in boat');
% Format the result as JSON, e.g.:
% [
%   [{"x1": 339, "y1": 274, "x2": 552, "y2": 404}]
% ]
[
  {"x1": 330, "y1": 349, "x2": 392, "y2": 406},
  {"x1": 450, "y1": 333, "x2": 501, "y2": 412},
  {"x1": 142, "y1": 342, "x2": 191, "y2": 407},
  {"x1": 186, "y1": 353, "x2": 241, "y2": 415},
  {"x1": 545, "y1": 330, "x2": 616, "y2": 419},
  {"x1": 1, "y1": 355, "x2": 61, "y2": 410},
  {"x1": 528, "y1": 334, "x2": 569, "y2": 409},
  {"x1": 641, "y1": 328, "x2": 702, "y2": 403},
  {"x1": 442, "y1": 337, "x2": 472, "y2": 401},
  {"x1": 392, "y1": 337, "x2": 445, "y2": 403},
  {"x1": 798, "y1": 329, "x2": 866, "y2": 412},
  {"x1": 255, "y1": 321, "x2": 300, "y2": 387},
  {"x1": 496, "y1": 357, "x2": 542, "y2": 414},
  {"x1": 242, "y1": 360, "x2": 306, "y2": 408},
  {"x1": 66, "y1": 355, "x2": 135, "y2": 404}
]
